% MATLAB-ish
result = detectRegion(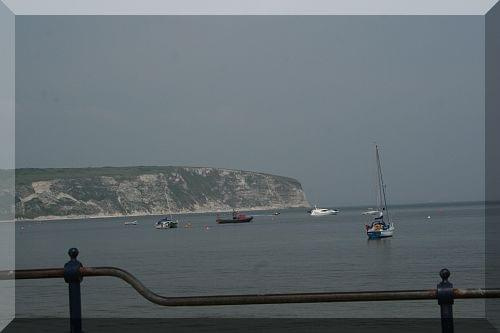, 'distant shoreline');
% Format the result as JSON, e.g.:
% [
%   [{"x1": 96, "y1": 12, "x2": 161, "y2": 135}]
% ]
[
  {"x1": 13, "y1": 205, "x2": 309, "y2": 222},
  {"x1": 337, "y1": 200, "x2": 486, "y2": 211},
  {"x1": 10, "y1": 200, "x2": 490, "y2": 223}
]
